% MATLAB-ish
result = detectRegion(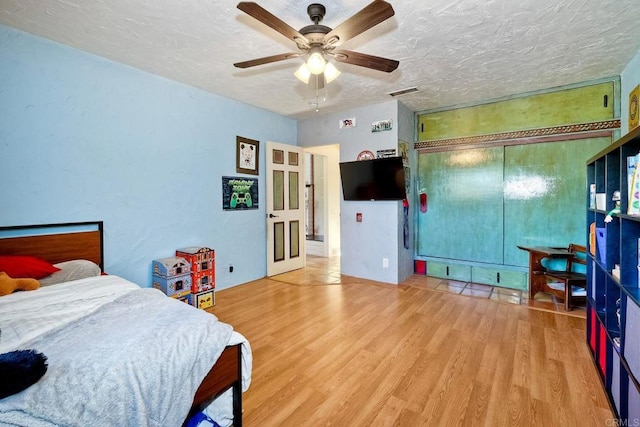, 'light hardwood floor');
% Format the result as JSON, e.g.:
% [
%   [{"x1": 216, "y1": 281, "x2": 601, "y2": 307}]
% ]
[{"x1": 208, "y1": 256, "x2": 612, "y2": 426}]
